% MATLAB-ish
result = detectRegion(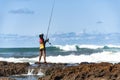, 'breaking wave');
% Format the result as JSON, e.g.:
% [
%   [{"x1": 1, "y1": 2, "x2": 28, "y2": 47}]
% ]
[{"x1": 0, "y1": 44, "x2": 120, "y2": 64}]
